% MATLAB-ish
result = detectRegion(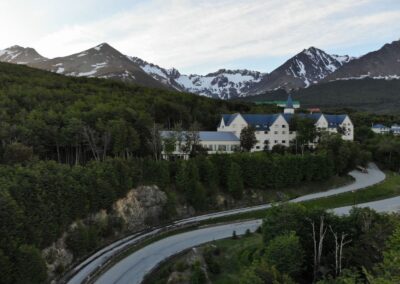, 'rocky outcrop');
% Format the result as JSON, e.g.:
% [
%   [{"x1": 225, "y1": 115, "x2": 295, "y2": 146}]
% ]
[
  {"x1": 43, "y1": 185, "x2": 168, "y2": 280},
  {"x1": 42, "y1": 233, "x2": 73, "y2": 281},
  {"x1": 113, "y1": 185, "x2": 168, "y2": 230}
]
